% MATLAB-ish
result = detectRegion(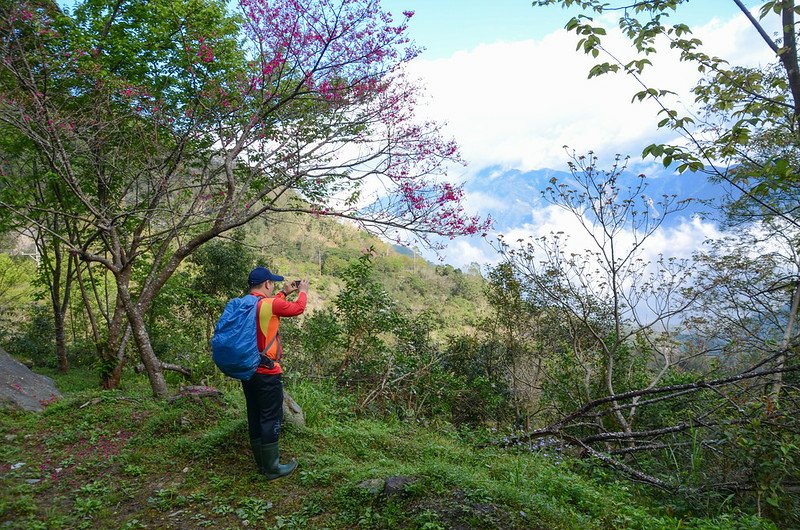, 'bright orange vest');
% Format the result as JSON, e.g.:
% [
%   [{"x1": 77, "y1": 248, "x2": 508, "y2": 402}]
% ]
[{"x1": 256, "y1": 295, "x2": 282, "y2": 361}]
